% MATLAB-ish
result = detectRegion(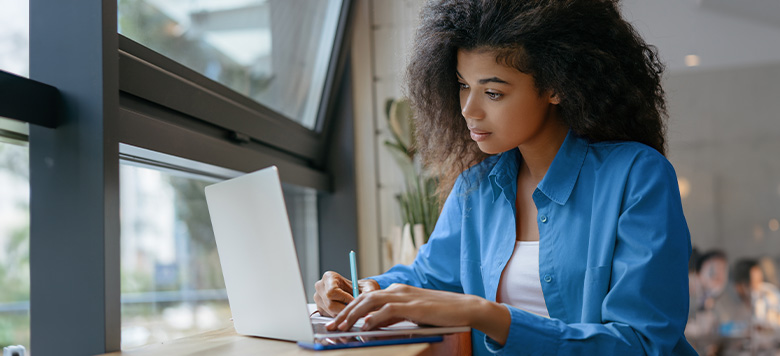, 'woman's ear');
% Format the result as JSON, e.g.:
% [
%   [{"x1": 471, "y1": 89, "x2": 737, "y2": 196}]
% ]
[{"x1": 549, "y1": 92, "x2": 561, "y2": 105}]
